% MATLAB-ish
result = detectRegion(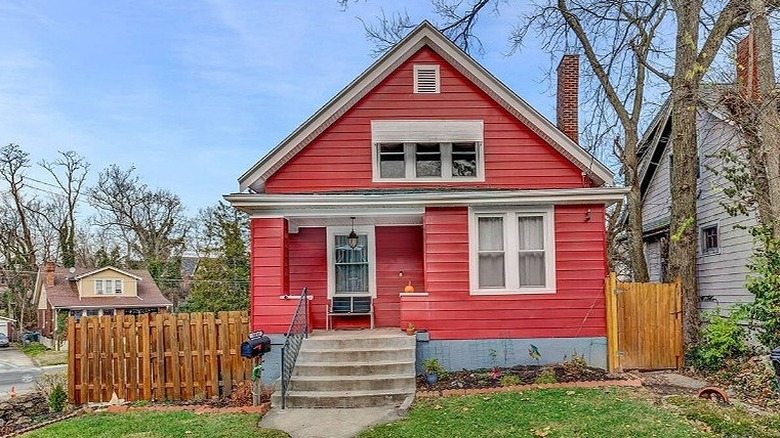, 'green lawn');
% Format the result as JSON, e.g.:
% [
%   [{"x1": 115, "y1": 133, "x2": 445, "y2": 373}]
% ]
[
  {"x1": 358, "y1": 388, "x2": 714, "y2": 438},
  {"x1": 21, "y1": 411, "x2": 289, "y2": 438},
  {"x1": 18, "y1": 343, "x2": 68, "y2": 366}
]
